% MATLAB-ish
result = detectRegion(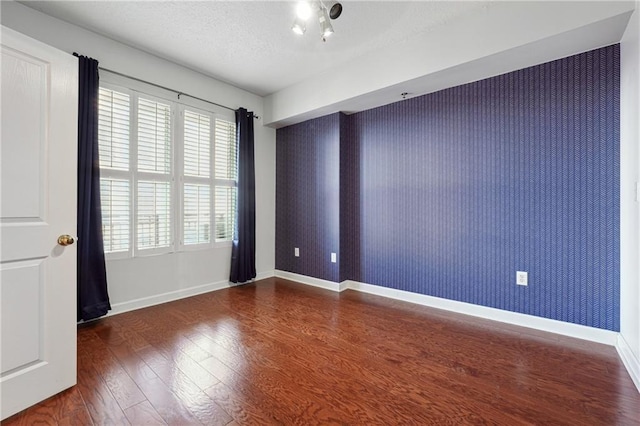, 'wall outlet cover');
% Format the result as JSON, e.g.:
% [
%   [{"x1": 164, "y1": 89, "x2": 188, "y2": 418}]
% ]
[{"x1": 516, "y1": 271, "x2": 528, "y2": 286}]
